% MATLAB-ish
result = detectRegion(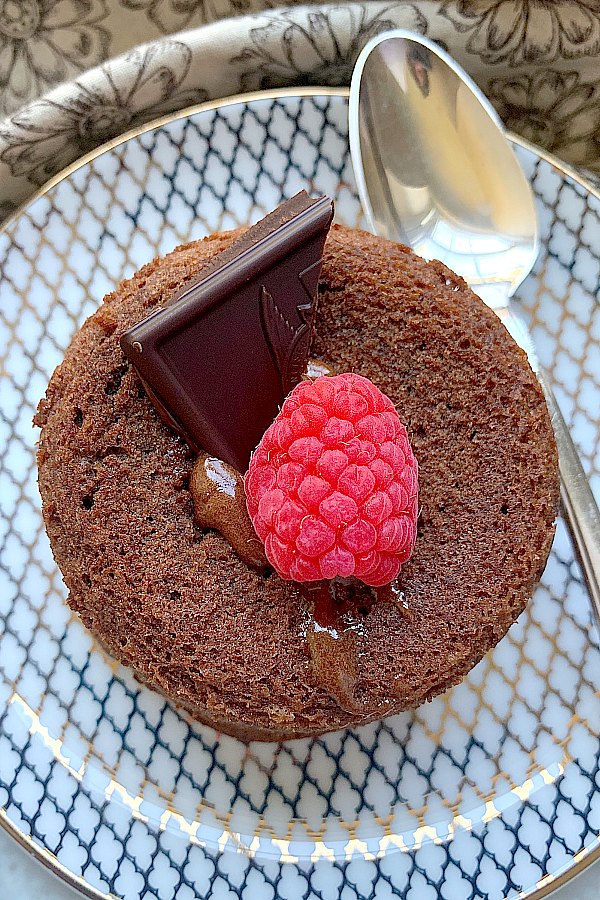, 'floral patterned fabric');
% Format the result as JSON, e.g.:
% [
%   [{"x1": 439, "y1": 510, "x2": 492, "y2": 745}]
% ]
[{"x1": 1, "y1": 0, "x2": 600, "y2": 220}]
